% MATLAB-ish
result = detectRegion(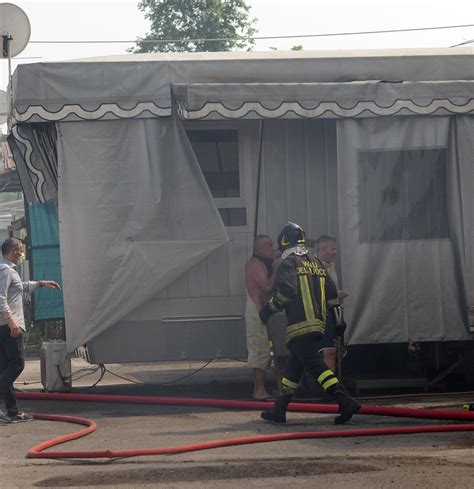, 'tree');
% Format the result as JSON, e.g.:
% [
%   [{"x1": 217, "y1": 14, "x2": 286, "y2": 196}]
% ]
[{"x1": 132, "y1": 0, "x2": 257, "y2": 53}]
